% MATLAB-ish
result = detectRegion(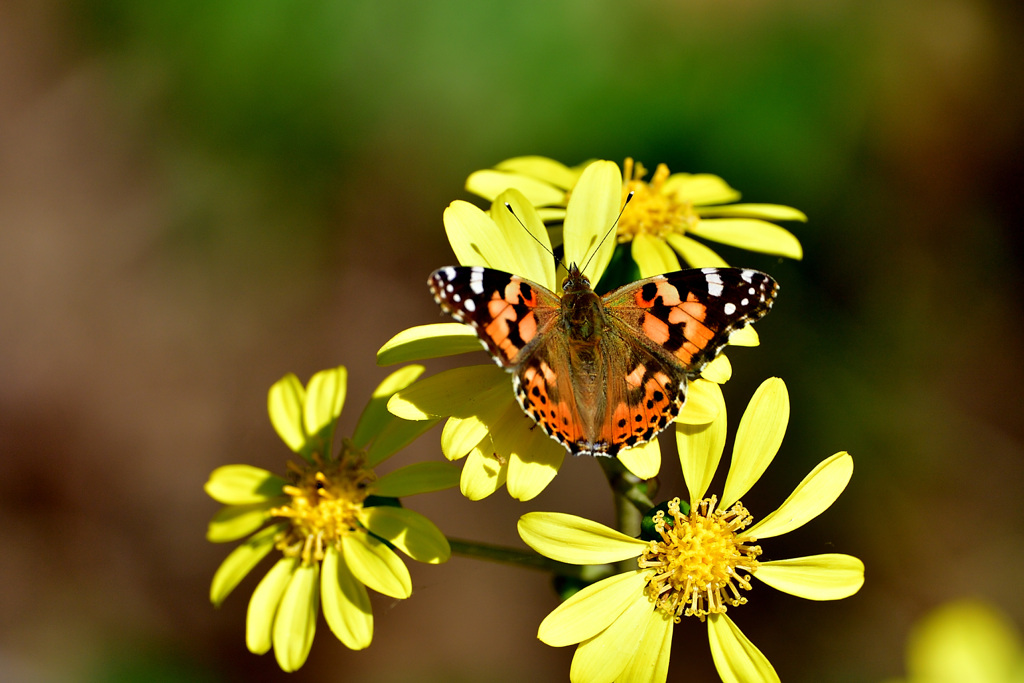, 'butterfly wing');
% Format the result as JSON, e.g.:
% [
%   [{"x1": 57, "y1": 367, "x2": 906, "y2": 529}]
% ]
[{"x1": 428, "y1": 266, "x2": 561, "y2": 367}]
